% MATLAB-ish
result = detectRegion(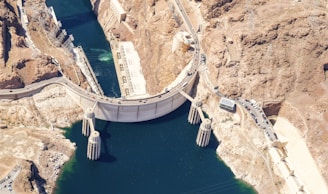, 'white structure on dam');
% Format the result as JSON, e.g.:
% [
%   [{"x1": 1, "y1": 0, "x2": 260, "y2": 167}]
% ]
[
  {"x1": 82, "y1": 105, "x2": 102, "y2": 160},
  {"x1": 82, "y1": 108, "x2": 96, "y2": 136},
  {"x1": 188, "y1": 98, "x2": 202, "y2": 125},
  {"x1": 87, "y1": 130, "x2": 101, "y2": 160},
  {"x1": 180, "y1": 90, "x2": 212, "y2": 147},
  {"x1": 116, "y1": 41, "x2": 147, "y2": 99},
  {"x1": 65, "y1": 69, "x2": 197, "y2": 122},
  {"x1": 196, "y1": 119, "x2": 212, "y2": 147},
  {"x1": 110, "y1": 0, "x2": 126, "y2": 23}
]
